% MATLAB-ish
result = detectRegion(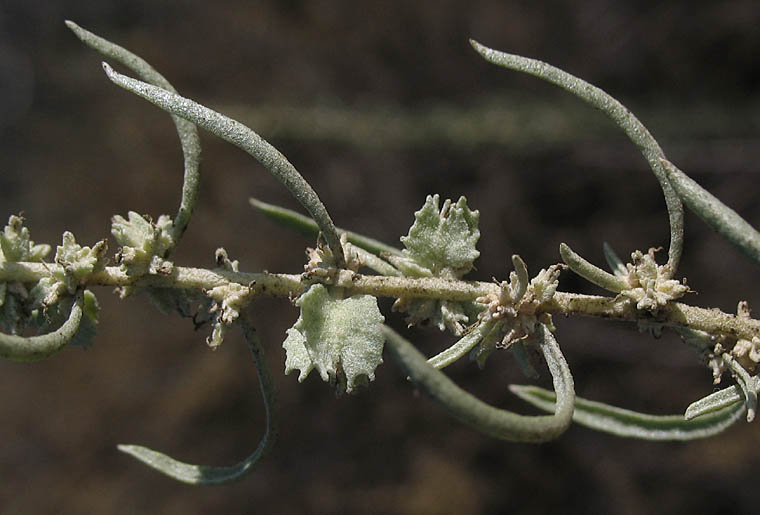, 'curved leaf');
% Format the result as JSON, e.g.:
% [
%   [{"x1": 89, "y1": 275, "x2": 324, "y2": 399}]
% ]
[
  {"x1": 118, "y1": 315, "x2": 277, "y2": 484},
  {"x1": 383, "y1": 323, "x2": 575, "y2": 442},
  {"x1": 661, "y1": 158, "x2": 760, "y2": 268},
  {"x1": 100, "y1": 62, "x2": 346, "y2": 268},
  {"x1": 66, "y1": 21, "x2": 201, "y2": 244},
  {"x1": 427, "y1": 318, "x2": 497, "y2": 369},
  {"x1": 0, "y1": 291, "x2": 83, "y2": 362},
  {"x1": 560, "y1": 242, "x2": 628, "y2": 293},
  {"x1": 249, "y1": 197, "x2": 402, "y2": 257},
  {"x1": 511, "y1": 384, "x2": 745, "y2": 440},
  {"x1": 471, "y1": 41, "x2": 684, "y2": 277},
  {"x1": 685, "y1": 383, "x2": 749, "y2": 420},
  {"x1": 602, "y1": 242, "x2": 628, "y2": 277}
]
